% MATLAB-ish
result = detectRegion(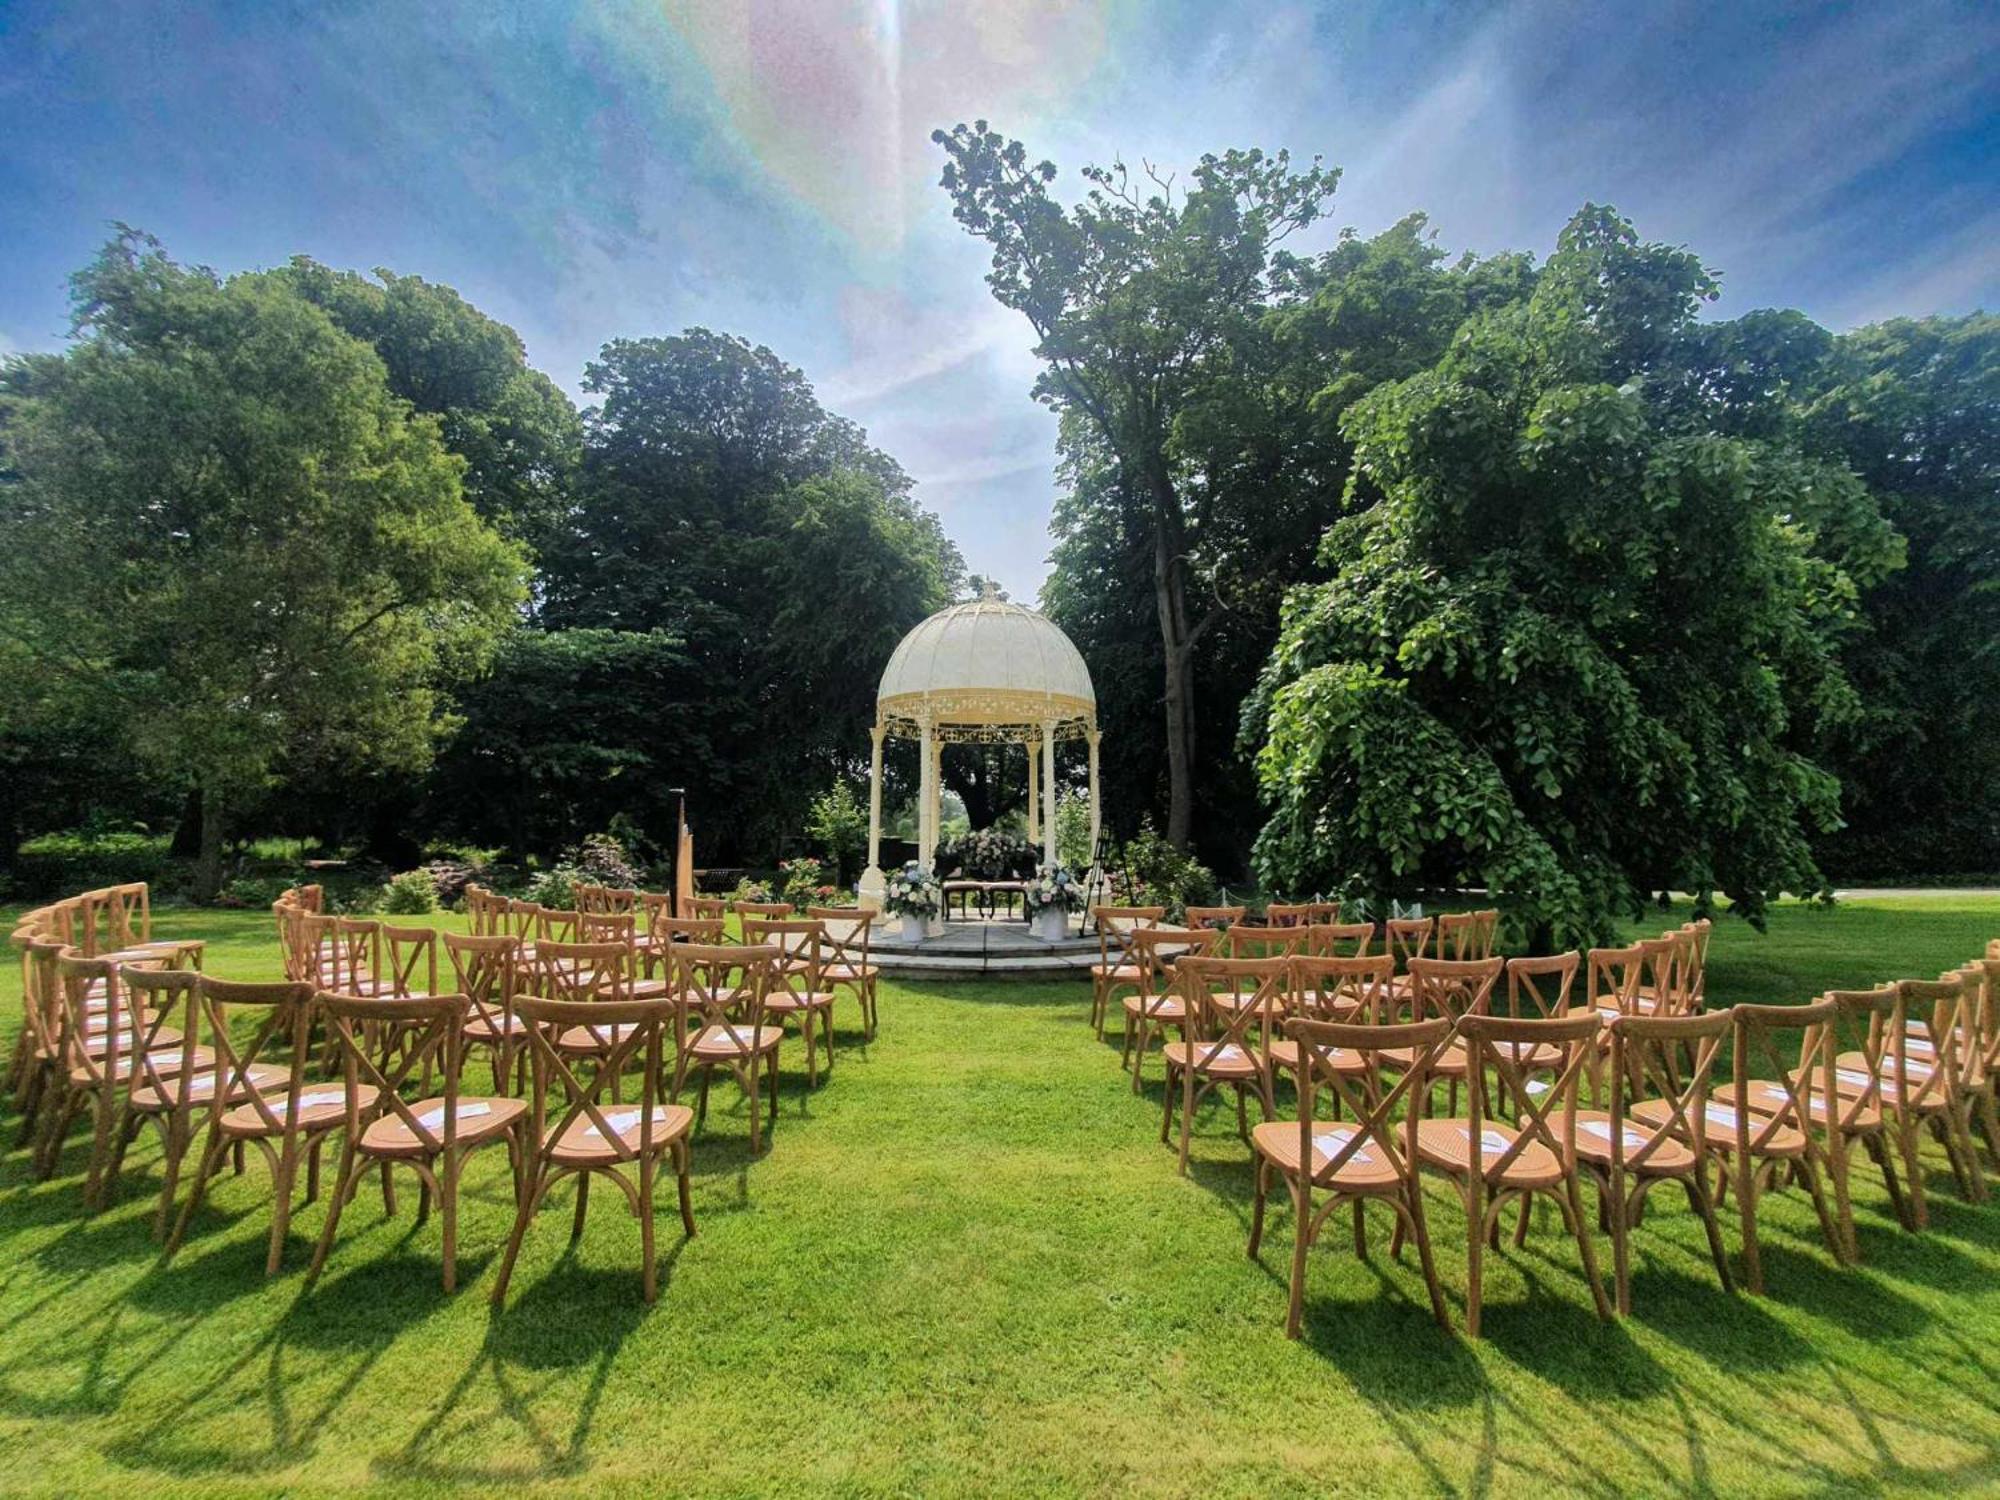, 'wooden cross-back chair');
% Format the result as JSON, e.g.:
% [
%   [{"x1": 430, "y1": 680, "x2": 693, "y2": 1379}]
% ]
[
  {"x1": 1120, "y1": 926, "x2": 1219, "y2": 1091},
  {"x1": 1161, "y1": 956, "x2": 1285, "y2": 1174},
  {"x1": 98, "y1": 882, "x2": 202, "y2": 967},
  {"x1": 46, "y1": 953, "x2": 203, "y2": 1205},
  {"x1": 166, "y1": 977, "x2": 361, "y2": 1276},
  {"x1": 1271, "y1": 954, "x2": 1396, "y2": 1098},
  {"x1": 1642, "y1": 1000, "x2": 1847, "y2": 1294},
  {"x1": 1570, "y1": 1009, "x2": 1735, "y2": 1313},
  {"x1": 492, "y1": 988, "x2": 696, "y2": 1305},
  {"x1": 1753, "y1": 986, "x2": 1913, "y2": 1255},
  {"x1": 1841, "y1": 977, "x2": 1986, "y2": 1223},
  {"x1": 1384, "y1": 916, "x2": 1433, "y2": 972},
  {"x1": 502, "y1": 899, "x2": 540, "y2": 945},
  {"x1": 731, "y1": 900, "x2": 793, "y2": 928},
  {"x1": 1303, "y1": 921, "x2": 1374, "y2": 960},
  {"x1": 1250, "y1": 1015, "x2": 1452, "y2": 1337},
  {"x1": 1436, "y1": 908, "x2": 1499, "y2": 961},
  {"x1": 743, "y1": 919, "x2": 837, "y2": 1086},
  {"x1": 12, "y1": 934, "x2": 69, "y2": 1159},
  {"x1": 808, "y1": 906, "x2": 880, "y2": 1040},
  {"x1": 308, "y1": 990, "x2": 530, "y2": 1292},
  {"x1": 685, "y1": 895, "x2": 728, "y2": 927},
  {"x1": 535, "y1": 904, "x2": 580, "y2": 947},
  {"x1": 1264, "y1": 901, "x2": 1340, "y2": 929},
  {"x1": 580, "y1": 911, "x2": 638, "y2": 945},
  {"x1": 446, "y1": 933, "x2": 533, "y2": 1094},
  {"x1": 1965, "y1": 959, "x2": 2000, "y2": 1168},
  {"x1": 670, "y1": 944, "x2": 784, "y2": 1153},
  {"x1": 1222, "y1": 925, "x2": 1303, "y2": 961},
  {"x1": 1389, "y1": 956, "x2": 1503, "y2": 1115},
  {"x1": 330, "y1": 917, "x2": 383, "y2": 997},
  {"x1": 1413, "y1": 1010, "x2": 1611, "y2": 1337},
  {"x1": 1089, "y1": 905, "x2": 1164, "y2": 1040},
  {"x1": 462, "y1": 885, "x2": 502, "y2": 937},
  {"x1": 532, "y1": 940, "x2": 643, "y2": 1093},
  {"x1": 636, "y1": 891, "x2": 676, "y2": 969},
  {"x1": 102, "y1": 965, "x2": 269, "y2": 1235}
]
